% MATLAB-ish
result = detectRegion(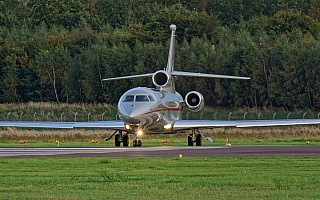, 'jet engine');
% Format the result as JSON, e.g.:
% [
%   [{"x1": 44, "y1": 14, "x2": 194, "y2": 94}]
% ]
[
  {"x1": 185, "y1": 91, "x2": 204, "y2": 112},
  {"x1": 152, "y1": 70, "x2": 170, "y2": 87}
]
